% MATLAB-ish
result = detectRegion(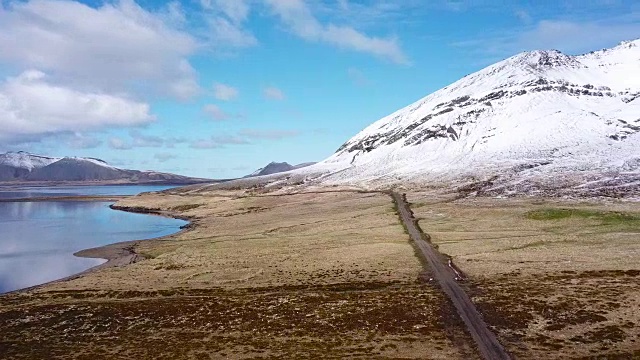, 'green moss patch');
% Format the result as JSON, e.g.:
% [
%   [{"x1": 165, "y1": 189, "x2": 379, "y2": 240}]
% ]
[{"x1": 526, "y1": 208, "x2": 640, "y2": 226}]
